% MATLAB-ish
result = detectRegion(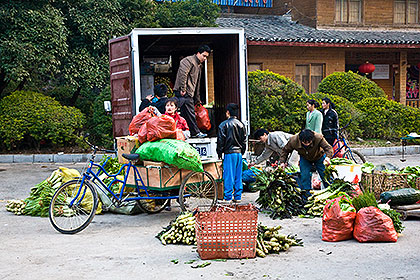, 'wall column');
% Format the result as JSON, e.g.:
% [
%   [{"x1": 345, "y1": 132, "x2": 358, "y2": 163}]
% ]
[{"x1": 398, "y1": 51, "x2": 407, "y2": 105}]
